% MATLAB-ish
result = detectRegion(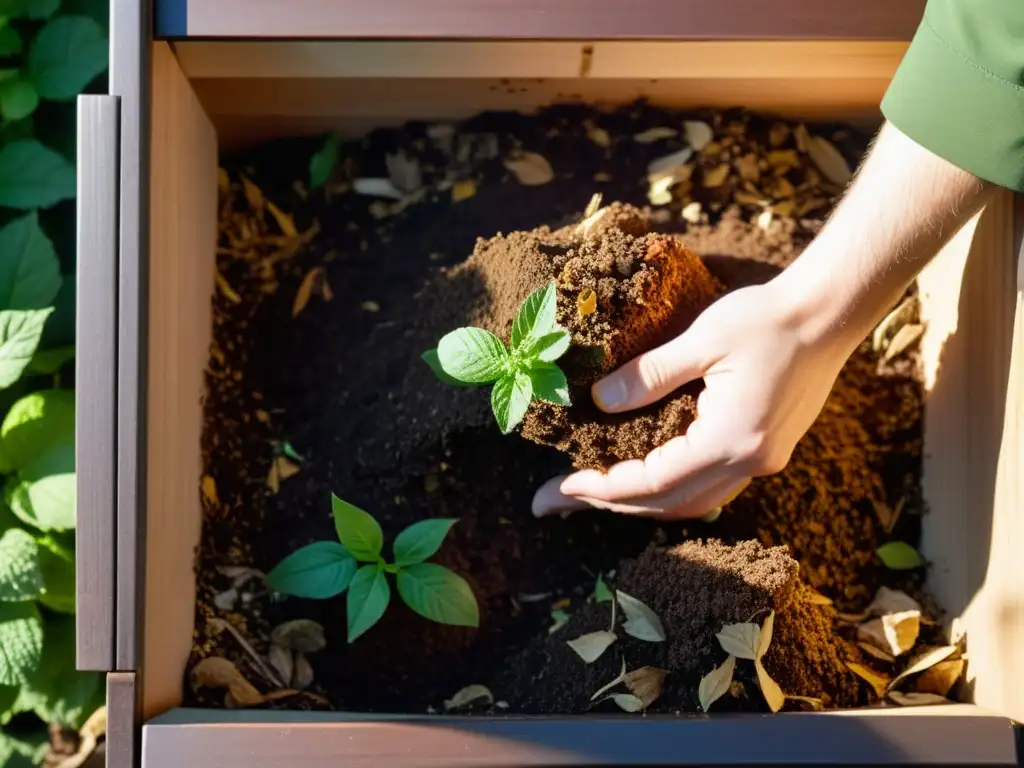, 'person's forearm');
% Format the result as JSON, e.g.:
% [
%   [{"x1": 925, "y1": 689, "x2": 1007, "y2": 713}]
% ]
[{"x1": 775, "y1": 121, "x2": 991, "y2": 353}]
